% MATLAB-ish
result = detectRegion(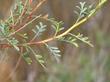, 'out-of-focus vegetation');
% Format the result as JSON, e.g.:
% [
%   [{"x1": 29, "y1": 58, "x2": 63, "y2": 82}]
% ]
[{"x1": 0, "y1": 0, "x2": 110, "y2": 82}]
